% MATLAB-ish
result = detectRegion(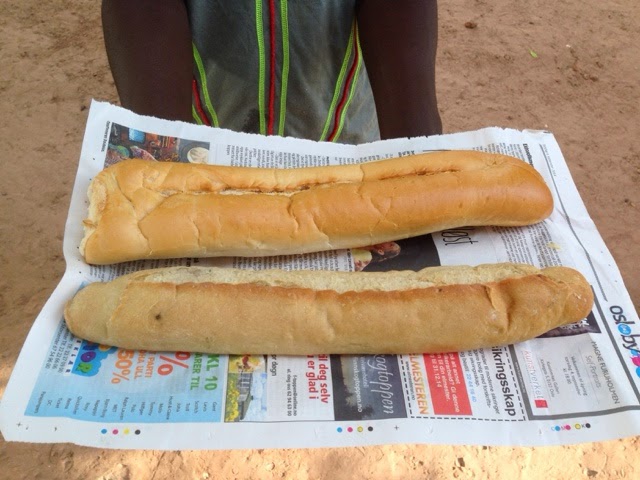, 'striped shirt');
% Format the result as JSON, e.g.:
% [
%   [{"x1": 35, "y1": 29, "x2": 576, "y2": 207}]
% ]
[{"x1": 186, "y1": 0, "x2": 381, "y2": 144}]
